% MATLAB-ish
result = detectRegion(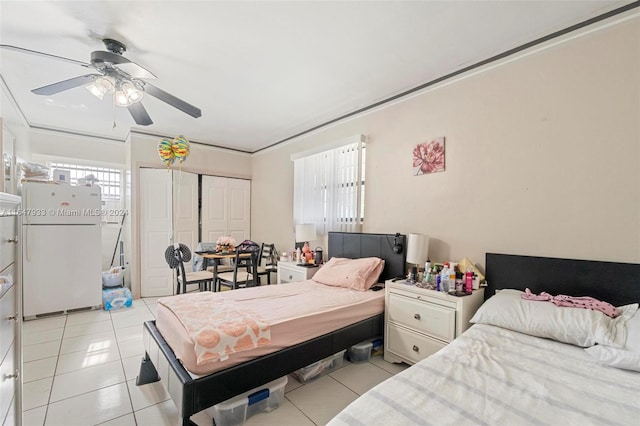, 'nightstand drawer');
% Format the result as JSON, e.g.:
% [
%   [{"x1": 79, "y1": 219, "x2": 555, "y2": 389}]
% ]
[
  {"x1": 387, "y1": 324, "x2": 446, "y2": 363},
  {"x1": 280, "y1": 268, "x2": 307, "y2": 283},
  {"x1": 388, "y1": 293, "x2": 456, "y2": 342}
]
